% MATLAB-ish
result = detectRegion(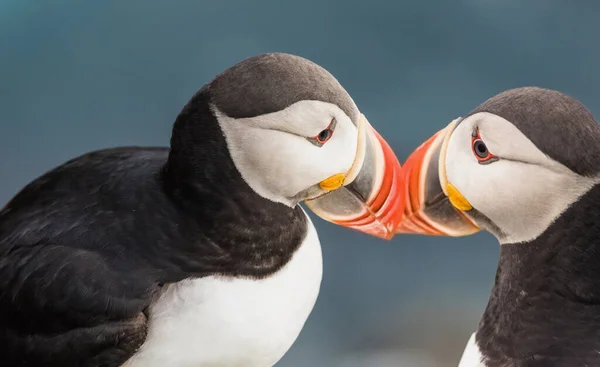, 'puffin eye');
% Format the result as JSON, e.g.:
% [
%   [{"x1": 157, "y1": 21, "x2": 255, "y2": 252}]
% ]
[
  {"x1": 307, "y1": 118, "x2": 336, "y2": 147},
  {"x1": 317, "y1": 129, "x2": 332, "y2": 143},
  {"x1": 473, "y1": 140, "x2": 488, "y2": 158},
  {"x1": 471, "y1": 129, "x2": 498, "y2": 164}
]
